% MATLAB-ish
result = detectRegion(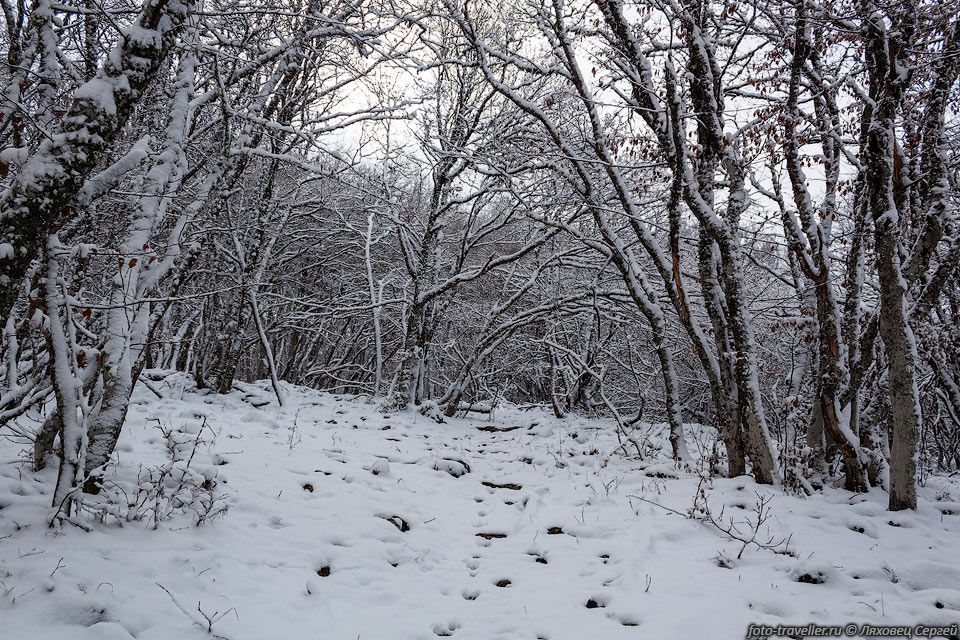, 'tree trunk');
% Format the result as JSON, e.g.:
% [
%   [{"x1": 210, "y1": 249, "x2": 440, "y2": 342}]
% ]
[
  {"x1": 0, "y1": 0, "x2": 196, "y2": 319},
  {"x1": 861, "y1": 2, "x2": 920, "y2": 510}
]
